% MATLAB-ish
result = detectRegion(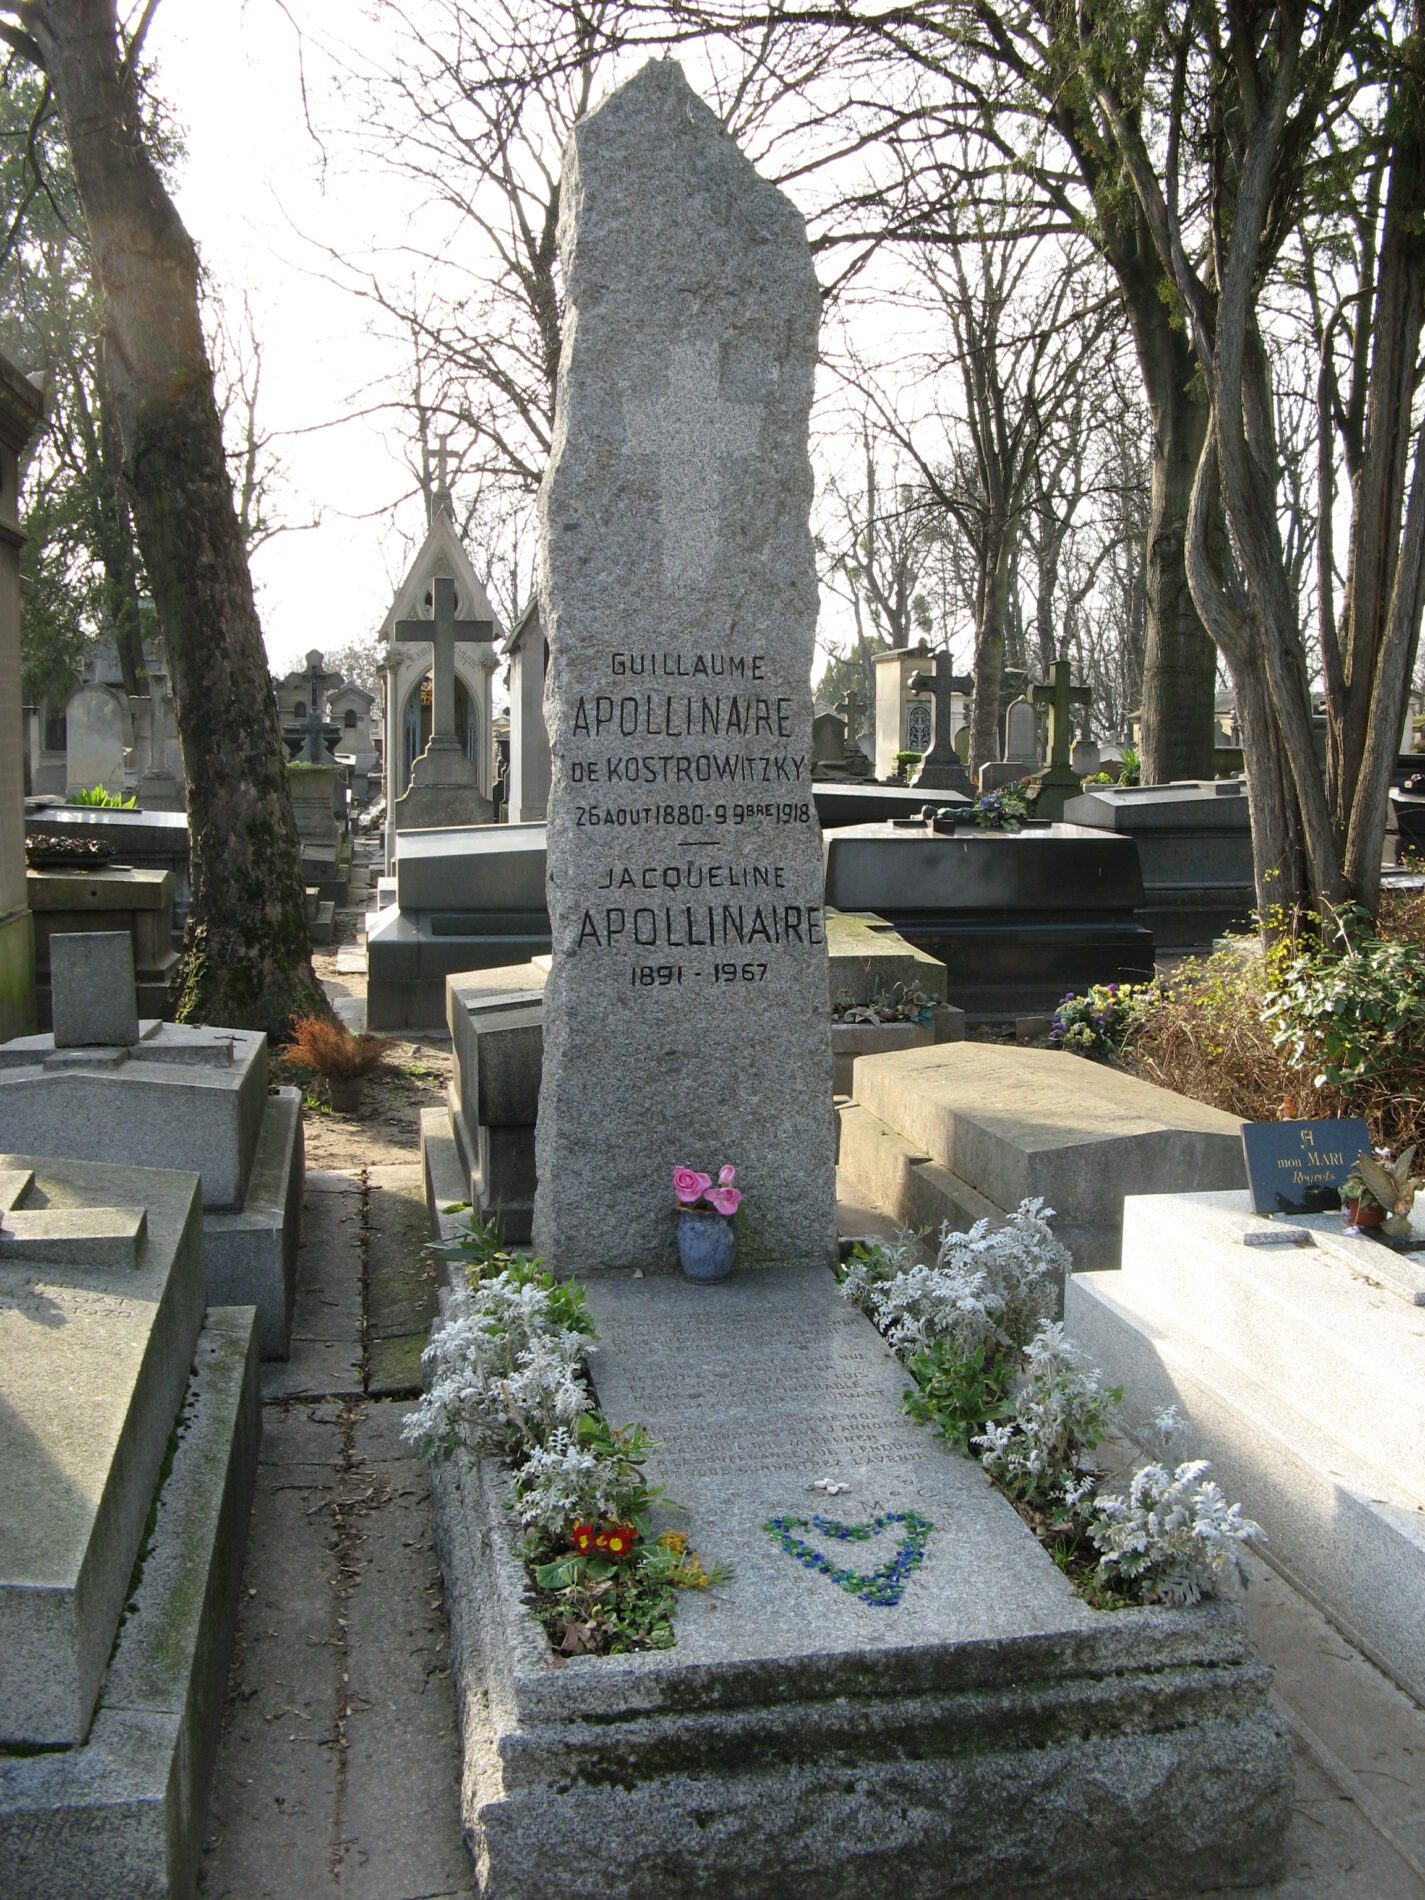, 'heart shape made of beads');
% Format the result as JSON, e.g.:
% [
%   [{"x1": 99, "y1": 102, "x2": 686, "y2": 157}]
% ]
[{"x1": 762, "y1": 1509, "x2": 932, "y2": 1607}]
